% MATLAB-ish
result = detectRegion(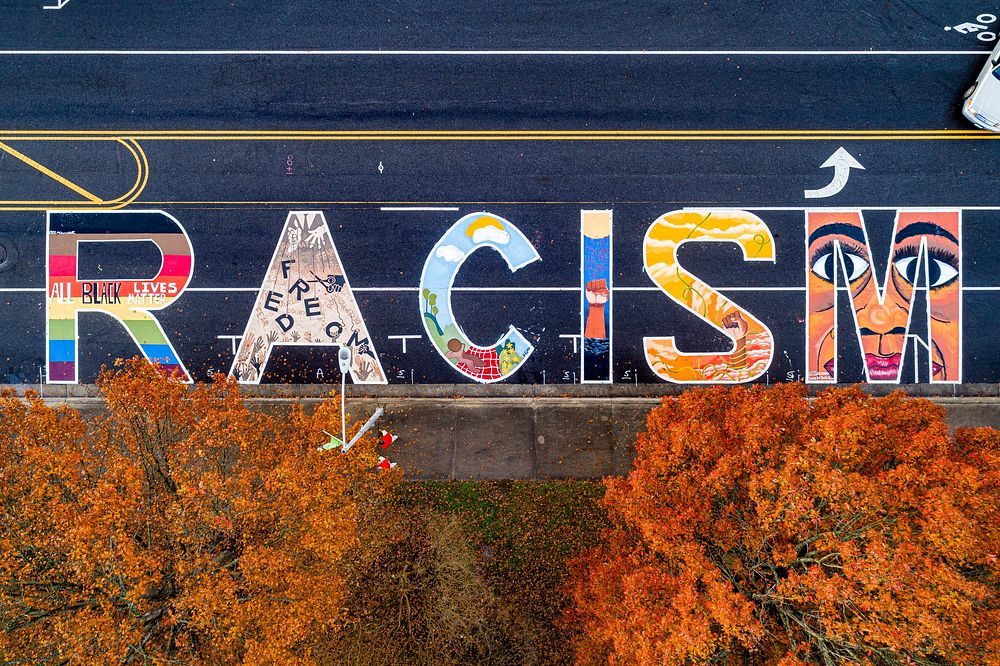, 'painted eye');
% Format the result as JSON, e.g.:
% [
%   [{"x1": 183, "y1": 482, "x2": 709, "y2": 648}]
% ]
[
  {"x1": 810, "y1": 252, "x2": 834, "y2": 281},
  {"x1": 811, "y1": 248, "x2": 869, "y2": 283},
  {"x1": 841, "y1": 252, "x2": 870, "y2": 282},
  {"x1": 894, "y1": 256, "x2": 918, "y2": 285},
  {"x1": 931, "y1": 261, "x2": 959, "y2": 287},
  {"x1": 894, "y1": 256, "x2": 959, "y2": 288}
]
